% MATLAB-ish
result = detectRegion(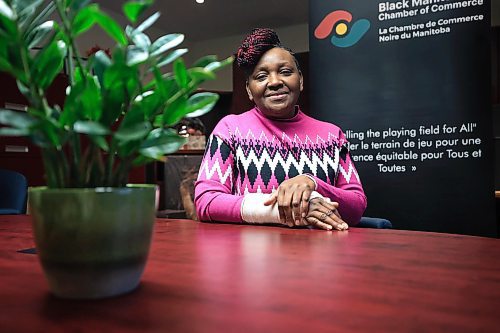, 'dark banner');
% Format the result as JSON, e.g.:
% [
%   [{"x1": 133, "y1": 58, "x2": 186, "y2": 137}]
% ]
[{"x1": 309, "y1": 0, "x2": 496, "y2": 236}]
